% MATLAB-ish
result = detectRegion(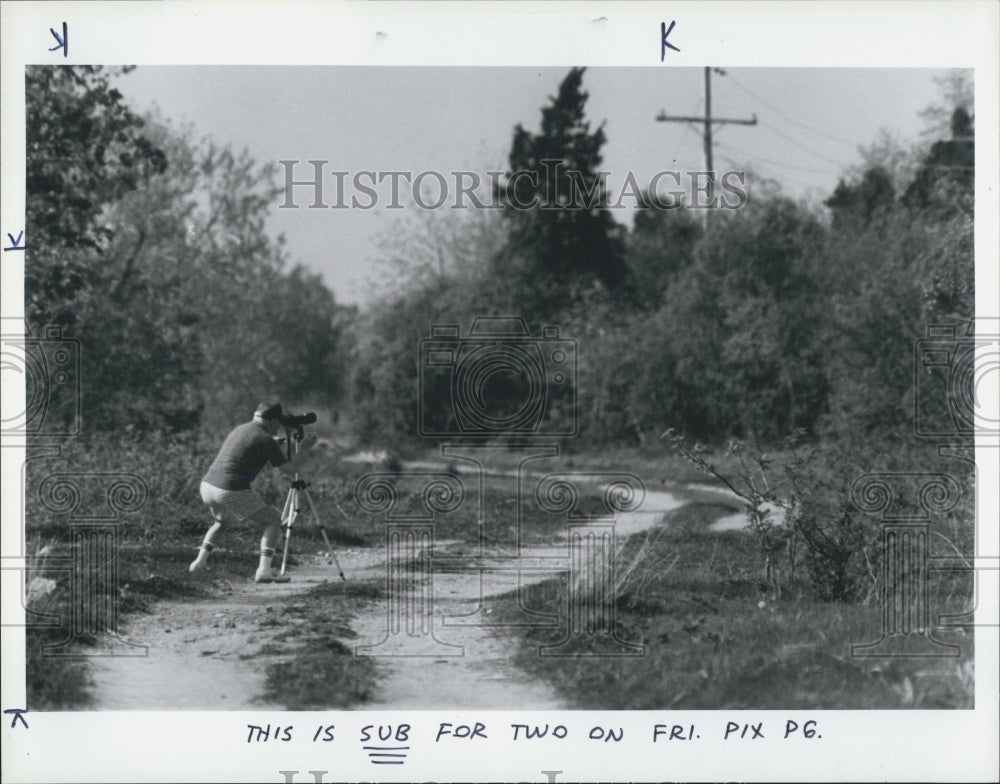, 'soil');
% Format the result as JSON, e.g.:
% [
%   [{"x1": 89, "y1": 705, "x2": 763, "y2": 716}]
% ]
[{"x1": 89, "y1": 490, "x2": 700, "y2": 710}]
